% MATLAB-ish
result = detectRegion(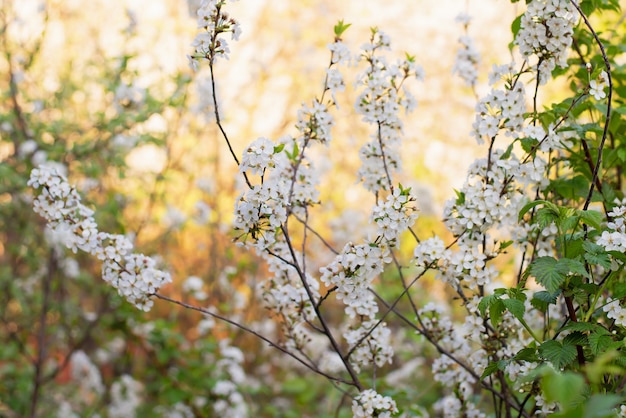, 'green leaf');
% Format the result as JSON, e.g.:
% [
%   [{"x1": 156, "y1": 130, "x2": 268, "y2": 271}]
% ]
[
  {"x1": 531, "y1": 290, "x2": 559, "y2": 312},
  {"x1": 478, "y1": 294, "x2": 497, "y2": 316},
  {"x1": 333, "y1": 20, "x2": 351, "y2": 37},
  {"x1": 514, "y1": 347, "x2": 539, "y2": 362},
  {"x1": 560, "y1": 258, "x2": 591, "y2": 279},
  {"x1": 563, "y1": 331, "x2": 588, "y2": 346},
  {"x1": 582, "y1": 394, "x2": 624, "y2": 418},
  {"x1": 549, "y1": 176, "x2": 590, "y2": 200},
  {"x1": 578, "y1": 210, "x2": 603, "y2": 230},
  {"x1": 530, "y1": 257, "x2": 568, "y2": 293},
  {"x1": 561, "y1": 322, "x2": 600, "y2": 333},
  {"x1": 498, "y1": 240, "x2": 513, "y2": 251},
  {"x1": 503, "y1": 298, "x2": 525, "y2": 322},
  {"x1": 273, "y1": 143, "x2": 285, "y2": 153},
  {"x1": 489, "y1": 299, "x2": 506, "y2": 326},
  {"x1": 539, "y1": 340, "x2": 577, "y2": 368},
  {"x1": 541, "y1": 370, "x2": 586, "y2": 409},
  {"x1": 583, "y1": 241, "x2": 612, "y2": 270},
  {"x1": 454, "y1": 189, "x2": 465, "y2": 205},
  {"x1": 481, "y1": 361, "x2": 501, "y2": 379},
  {"x1": 588, "y1": 331, "x2": 614, "y2": 356},
  {"x1": 511, "y1": 14, "x2": 523, "y2": 38},
  {"x1": 536, "y1": 207, "x2": 560, "y2": 229},
  {"x1": 613, "y1": 282, "x2": 626, "y2": 299},
  {"x1": 518, "y1": 199, "x2": 548, "y2": 221}
]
